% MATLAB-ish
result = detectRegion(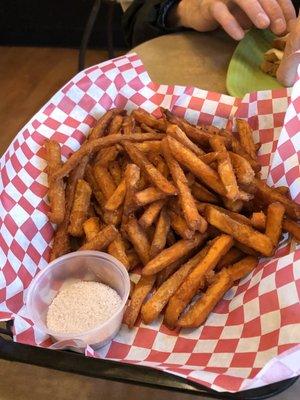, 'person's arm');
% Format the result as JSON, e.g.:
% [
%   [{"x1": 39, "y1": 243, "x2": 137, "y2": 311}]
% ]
[{"x1": 122, "y1": 0, "x2": 182, "y2": 47}]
